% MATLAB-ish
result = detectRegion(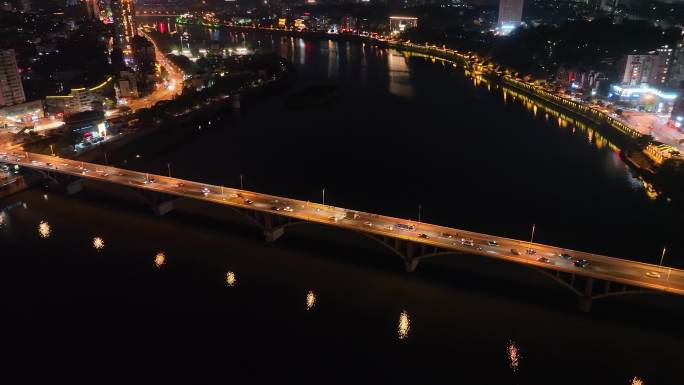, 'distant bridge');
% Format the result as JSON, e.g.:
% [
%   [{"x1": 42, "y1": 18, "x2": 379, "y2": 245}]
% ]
[{"x1": 2, "y1": 150, "x2": 682, "y2": 312}]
